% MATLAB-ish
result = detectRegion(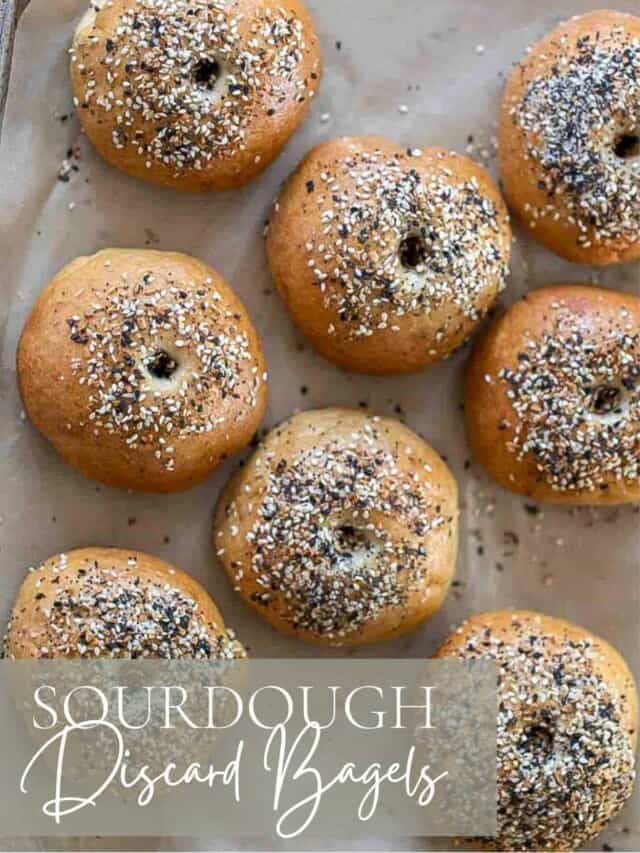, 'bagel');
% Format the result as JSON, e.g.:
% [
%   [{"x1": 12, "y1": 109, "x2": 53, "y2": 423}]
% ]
[
  {"x1": 4, "y1": 547, "x2": 245, "y2": 660},
  {"x1": 267, "y1": 136, "x2": 512, "y2": 374},
  {"x1": 214, "y1": 408, "x2": 458, "y2": 646},
  {"x1": 436, "y1": 609, "x2": 638, "y2": 851},
  {"x1": 18, "y1": 249, "x2": 267, "y2": 492},
  {"x1": 465, "y1": 284, "x2": 640, "y2": 504},
  {"x1": 70, "y1": 0, "x2": 322, "y2": 190},
  {"x1": 499, "y1": 10, "x2": 640, "y2": 264}
]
